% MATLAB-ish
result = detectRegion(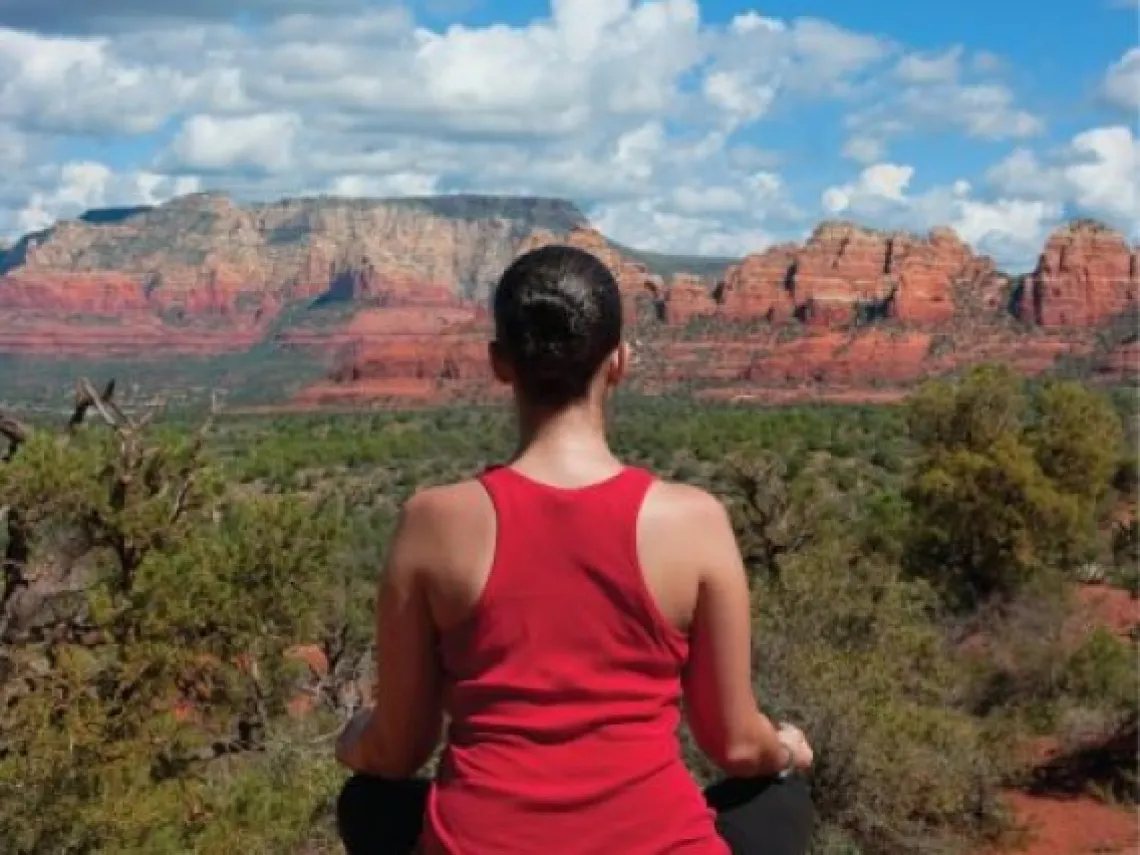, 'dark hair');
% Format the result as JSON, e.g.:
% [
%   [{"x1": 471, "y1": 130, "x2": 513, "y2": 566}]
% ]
[{"x1": 492, "y1": 244, "x2": 623, "y2": 408}]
